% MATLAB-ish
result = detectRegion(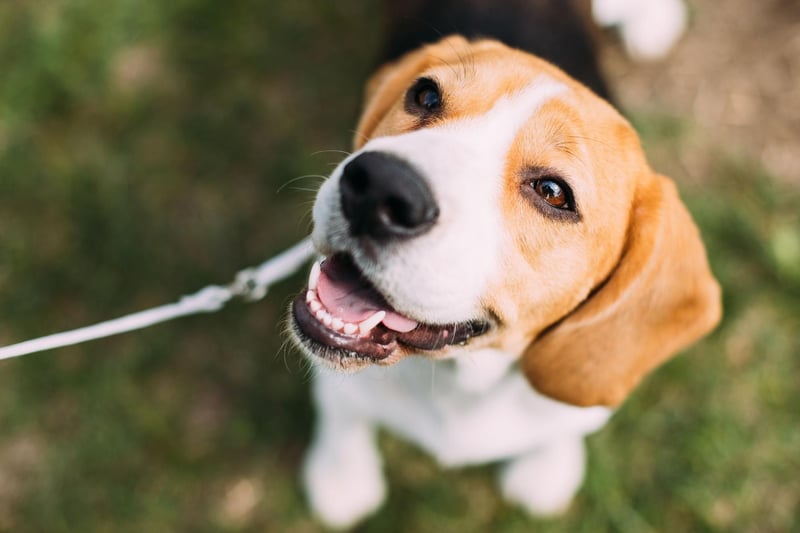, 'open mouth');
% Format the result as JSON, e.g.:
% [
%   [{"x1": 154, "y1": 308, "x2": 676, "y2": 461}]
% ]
[{"x1": 291, "y1": 253, "x2": 491, "y2": 362}]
